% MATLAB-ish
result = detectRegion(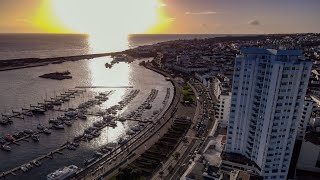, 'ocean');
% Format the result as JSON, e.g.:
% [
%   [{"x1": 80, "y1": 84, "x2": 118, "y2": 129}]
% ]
[
  {"x1": 0, "y1": 33, "x2": 235, "y2": 60},
  {"x1": 0, "y1": 33, "x2": 228, "y2": 180}
]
